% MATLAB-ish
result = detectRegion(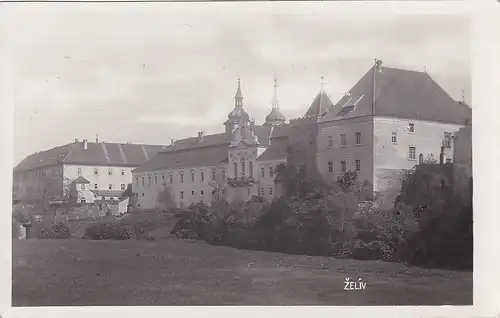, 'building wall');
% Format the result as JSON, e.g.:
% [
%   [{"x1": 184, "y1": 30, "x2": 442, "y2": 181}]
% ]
[
  {"x1": 317, "y1": 116, "x2": 374, "y2": 186},
  {"x1": 13, "y1": 164, "x2": 64, "y2": 201},
  {"x1": 256, "y1": 158, "x2": 287, "y2": 200},
  {"x1": 133, "y1": 164, "x2": 225, "y2": 210},
  {"x1": 453, "y1": 125, "x2": 472, "y2": 177},
  {"x1": 63, "y1": 164, "x2": 135, "y2": 195},
  {"x1": 373, "y1": 116, "x2": 464, "y2": 191}
]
